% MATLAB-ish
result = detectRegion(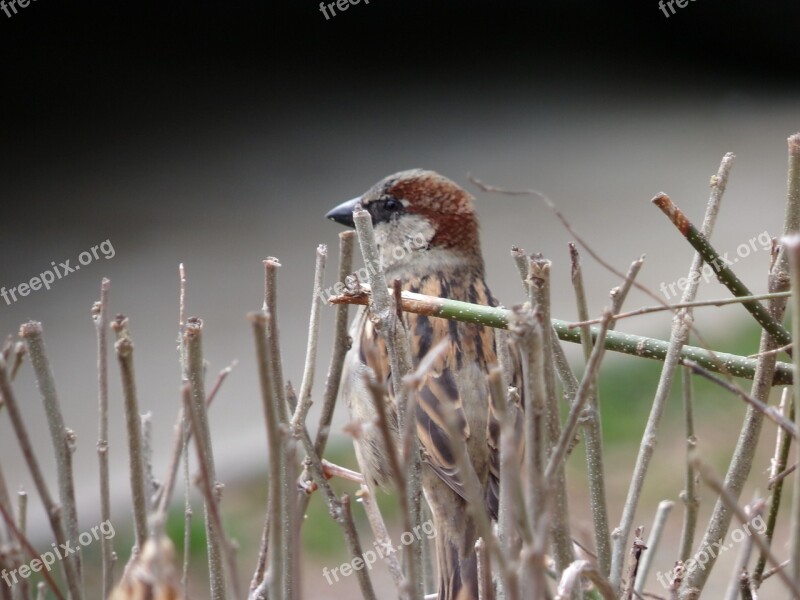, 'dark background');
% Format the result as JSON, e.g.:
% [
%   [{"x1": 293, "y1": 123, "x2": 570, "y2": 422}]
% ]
[{"x1": 1, "y1": 2, "x2": 799, "y2": 597}]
